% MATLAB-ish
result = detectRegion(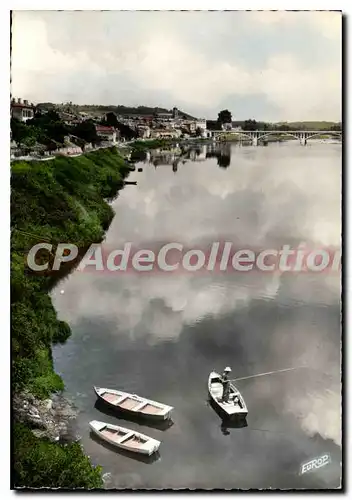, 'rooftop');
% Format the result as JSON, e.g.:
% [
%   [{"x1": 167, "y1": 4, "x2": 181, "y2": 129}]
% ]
[
  {"x1": 11, "y1": 101, "x2": 35, "y2": 109},
  {"x1": 95, "y1": 125, "x2": 116, "y2": 133}
]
